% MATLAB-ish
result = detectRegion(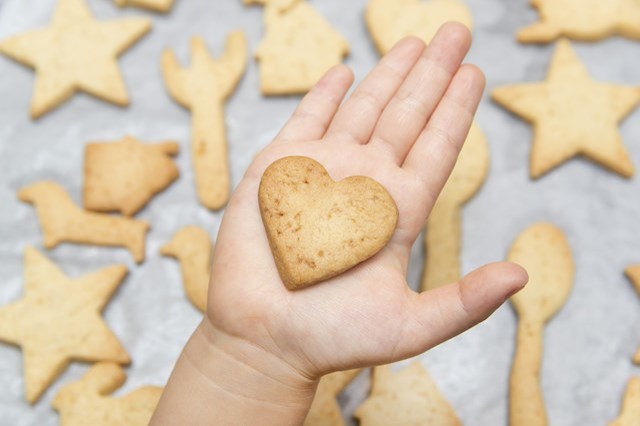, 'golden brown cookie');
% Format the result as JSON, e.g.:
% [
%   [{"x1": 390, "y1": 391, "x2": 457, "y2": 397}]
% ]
[
  {"x1": 244, "y1": 0, "x2": 297, "y2": 8},
  {"x1": 53, "y1": 362, "x2": 162, "y2": 426},
  {"x1": 366, "y1": 0, "x2": 473, "y2": 54},
  {"x1": 161, "y1": 226, "x2": 212, "y2": 313},
  {"x1": 354, "y1": 362, "x2": 460, "y2": 425},
  {"x1": 609, "y1": 377, "x2": 640, "y2": 426},
  {"x1": 625, "y1": 266, "x2": 640, "y2": 364},
  {"x1": 492, "y1": 39, "x2": 640, "y2": 179},
  {"x1": 0, "y1": 0, "x2": 151, "y2": 119},
  {"x1": 421, "y1": 122, "x2": 489, "y2": 291},
  {"x1": 248, "y1": 0, "x2": 349, "y2": 95},
  {"x1": 304, "y1": 370, "x2": 361, "y2": 426},
  {"x1": 19, "y1": 181, "x2": 150, "y2": 263},
  {"x1": 0, "y1": 248, "x2": 130, "y2": 404},
  {"x1": 258, "y1": 156, "x2": 398, "y2": 290},
  {"x1": 518, "y1": 0, "x2": 640, "y2": 43},
  {"x1": 508, "y1": 223, "x2": 574, "y2": 426},
  {"x1": 114, "y1": 0, "x2": 175, "y2": 13},
  {"x1": 162, "y1": 32, "x2": 247, "y2": 210},
  {"x1": 84, "y1": 136, "x2": 179, "y2": 216}
]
